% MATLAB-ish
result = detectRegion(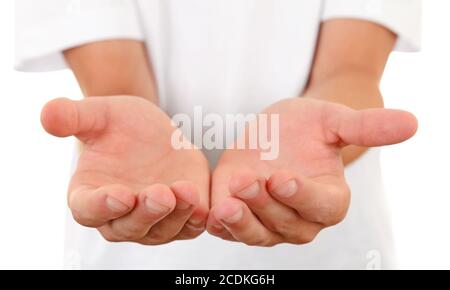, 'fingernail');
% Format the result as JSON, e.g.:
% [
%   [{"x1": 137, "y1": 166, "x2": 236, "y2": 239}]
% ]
[
  {"x1": 189, "y1": 218, "x2": 203, "y2": 225},
  {"x1": 235, "y1": 182, "x2": 260, "y2": 199},
  {"x1": 106, "y1": 196, "x2": 130, "y2": 213},
  {"x1": 176, "y1": 199, "x2": 192, "y2": 210},
  {"x1": 222, "y1": 207, "x2": 243, "y2": 224},
  {"x1": 145, "y1": 196, "x2": 171, "y2": 214},
  {"x1": 185, "y1": 218, "x2": 204, "y2": 230},
  {"x1": 185, "y1": 223, "x2": 205, "y2": 231},
  {"x1": 213, "y1": 224, "x2": 224, "y2": 231},
  {"x1": 273, "y1": 180, "x2": 297, "y2": 198}
]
